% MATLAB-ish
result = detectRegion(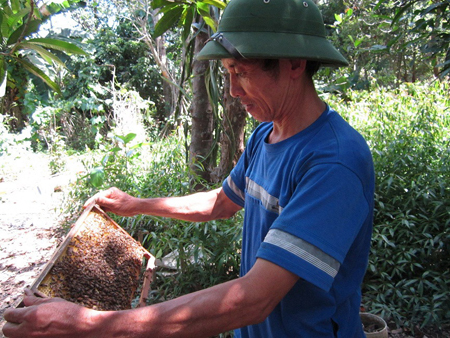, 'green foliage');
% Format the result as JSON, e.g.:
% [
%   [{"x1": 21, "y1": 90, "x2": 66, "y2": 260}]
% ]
[
  {"x1": 319, "y1": 0, "x2": 449, "y2": 93},
  {"x1": 151, "y1": 0, "x2": 226, "y2": 39},
  {"x1": 147, "y1": 216, "x2": 242, "y2": 303},
  {"x1": 87, "y1": 132, "x2": 148, "y2": 188},
  {"x1": 47, "y1": 129, "x2": 67, "y2": 174},
  {"x1": 26, "y1": 19, "x2": 162, "y2": 150},
  {"x1": 329, "y1": 81, "x2": 450, "y2": 330},
  {"x1": 391, "y1": 0, "x2": 450, "y2": 78},
  {"x1": 91, "y1": 20, "x2": 164, "y2": 108},
  {"x1": 0, "y1": 0, "x2": 86, "y2": 96}
]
